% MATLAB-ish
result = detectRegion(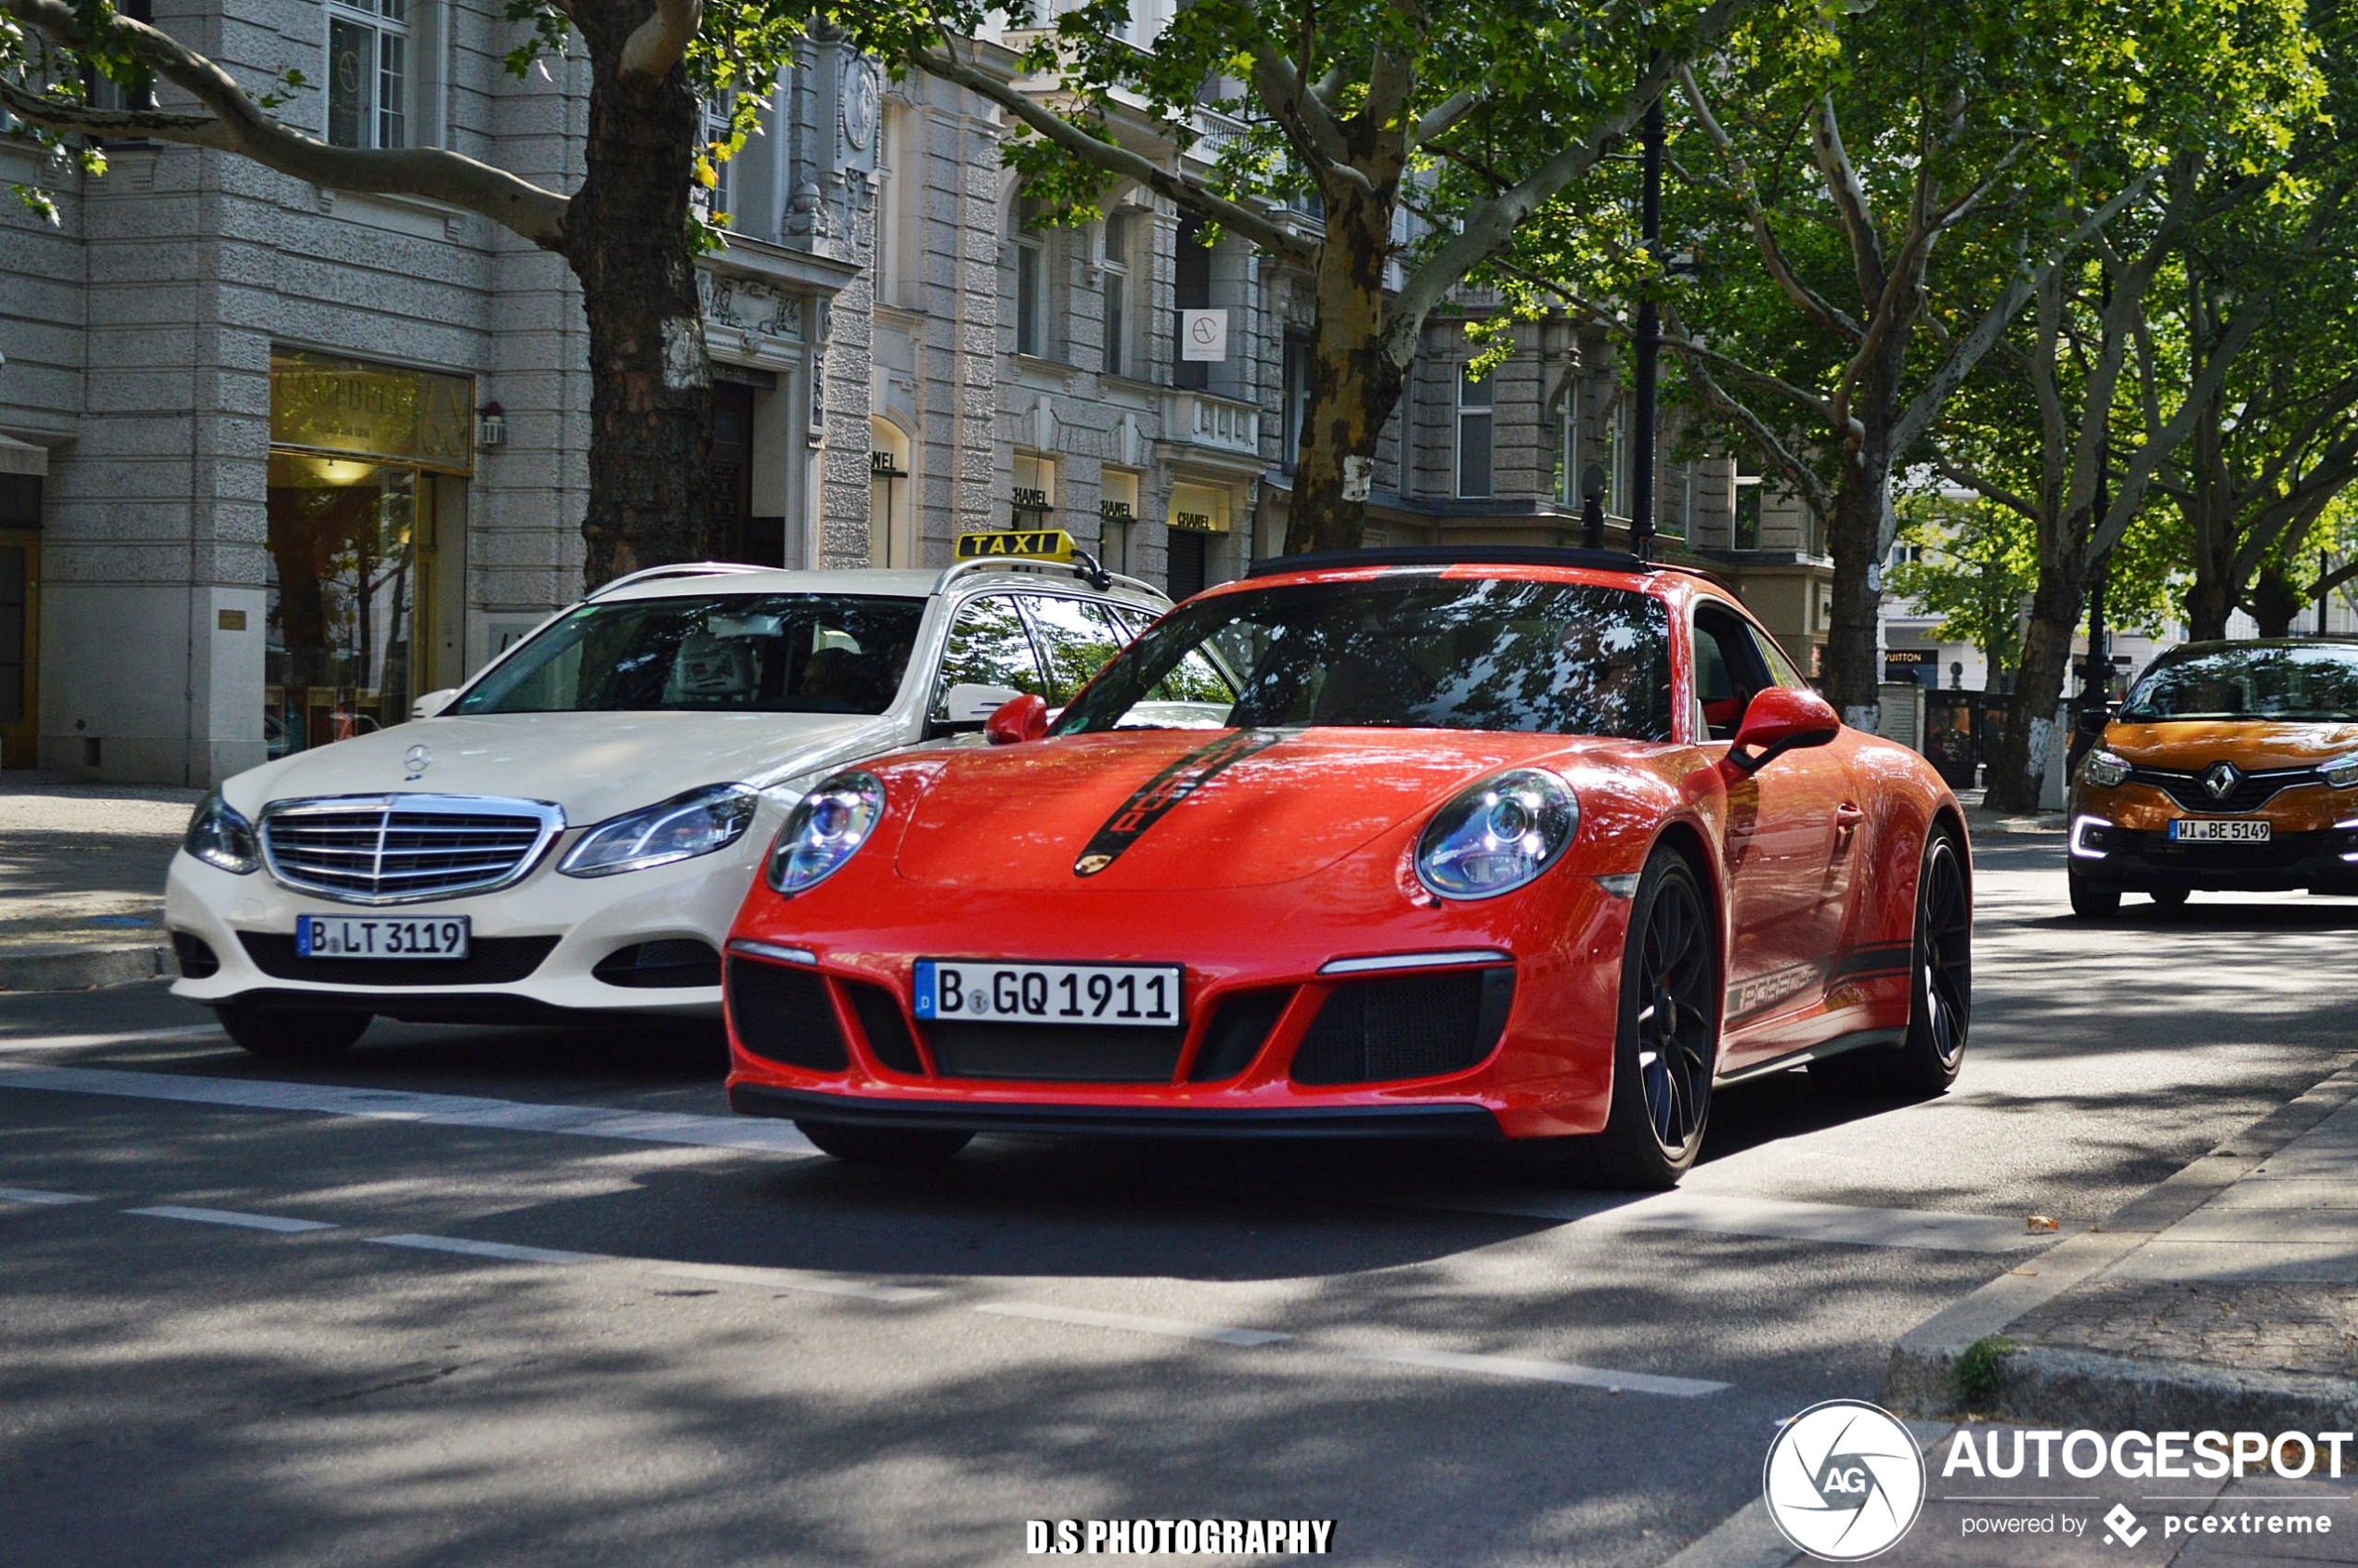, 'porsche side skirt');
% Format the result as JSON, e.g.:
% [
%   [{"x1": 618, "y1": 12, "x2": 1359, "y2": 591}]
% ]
[
  {"x1": 1714, "y1": 1027, "x2": 1908, "y2": 1086},
  {"x1": 730, "y1": 1084, "x2": 1503, "y2": 1140}
]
